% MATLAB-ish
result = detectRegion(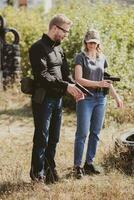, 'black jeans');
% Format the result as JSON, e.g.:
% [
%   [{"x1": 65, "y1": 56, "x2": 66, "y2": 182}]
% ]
[{"x1": 30, "y1": 96, "x2": 62, "y2": 179}]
